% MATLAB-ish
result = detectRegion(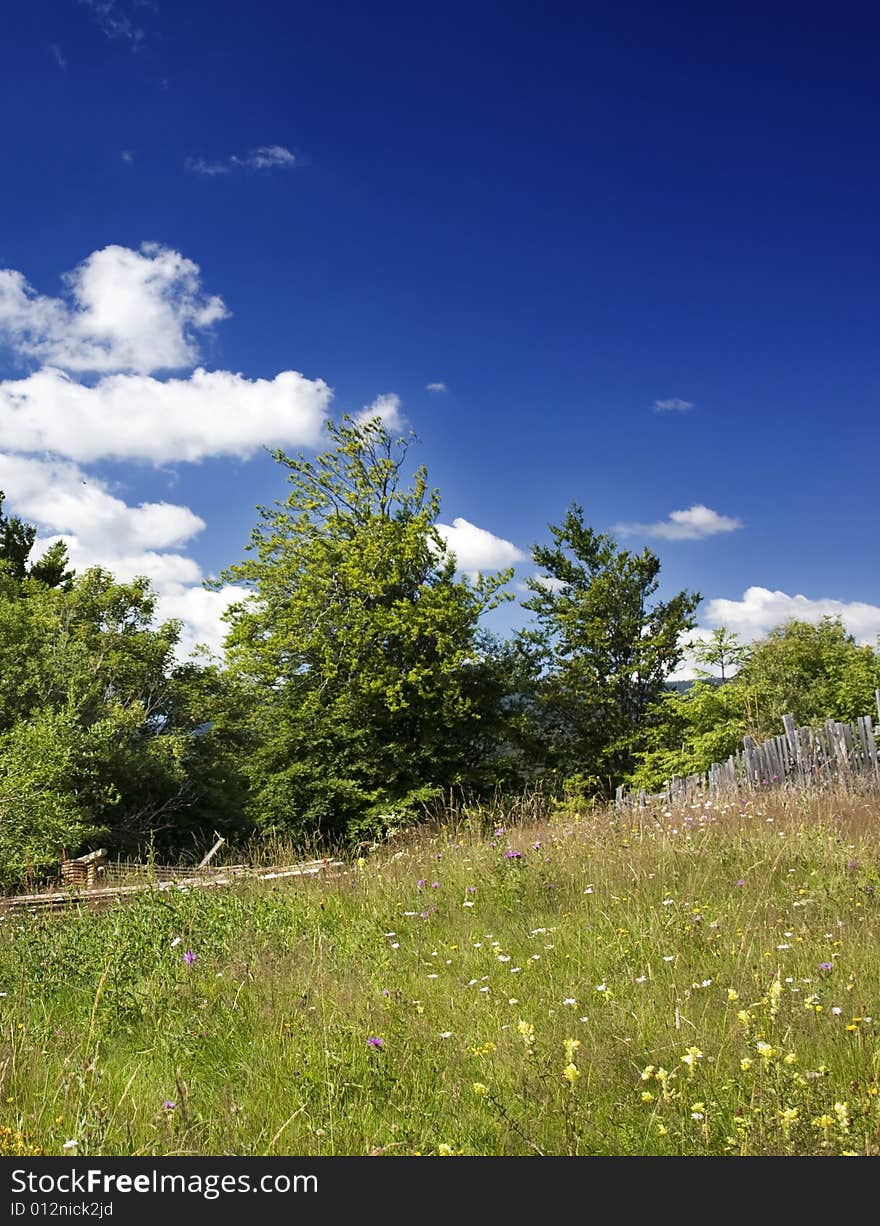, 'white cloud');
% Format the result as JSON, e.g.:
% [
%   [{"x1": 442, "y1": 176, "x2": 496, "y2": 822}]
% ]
[
  {"x1": 154, "y1": 585, "x2": 246, "y2": 662},
  {"x1": 436, "y1": 517, "x2": 527, "y2": 572},
  {"x1": 0, "y1": 366, "x2": 331, "y2": 463},
  {"x1": 614, "y1": 505, "x2": 742, "y2": 541},
  {"x1": 353, "y1": 392, "x2": 405, "y2": 432},
  {"x1": 49, "y1": 43, "x2": 67, "y2": 70},
  {"x1": 654, "y1": 397, "x2": 694, "y2": 412},
  {"x1": 0, "y1": 243, "x2": 228, "y2": 374},
  {"x1": 703, "y1": 586, "x2": 880, "y2": 646},
  {"x1": 426, "y1": 381, "x2": 447, "y2": 393},
  {"x1": 120, "y1": 149, "x2": 134, "y2": 164},
  {"x1": 185, "y1": 146, "x2": 297, "y2": 175}
]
